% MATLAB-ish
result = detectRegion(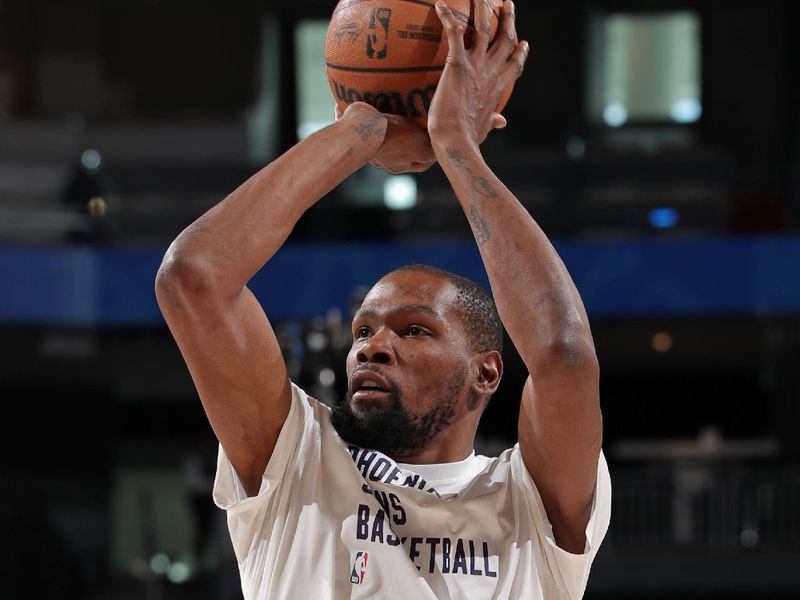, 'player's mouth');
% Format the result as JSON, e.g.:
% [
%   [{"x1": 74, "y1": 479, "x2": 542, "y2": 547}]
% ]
[{"x1": 350, "y1": 370, "x2": 394, "y2": 403}]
